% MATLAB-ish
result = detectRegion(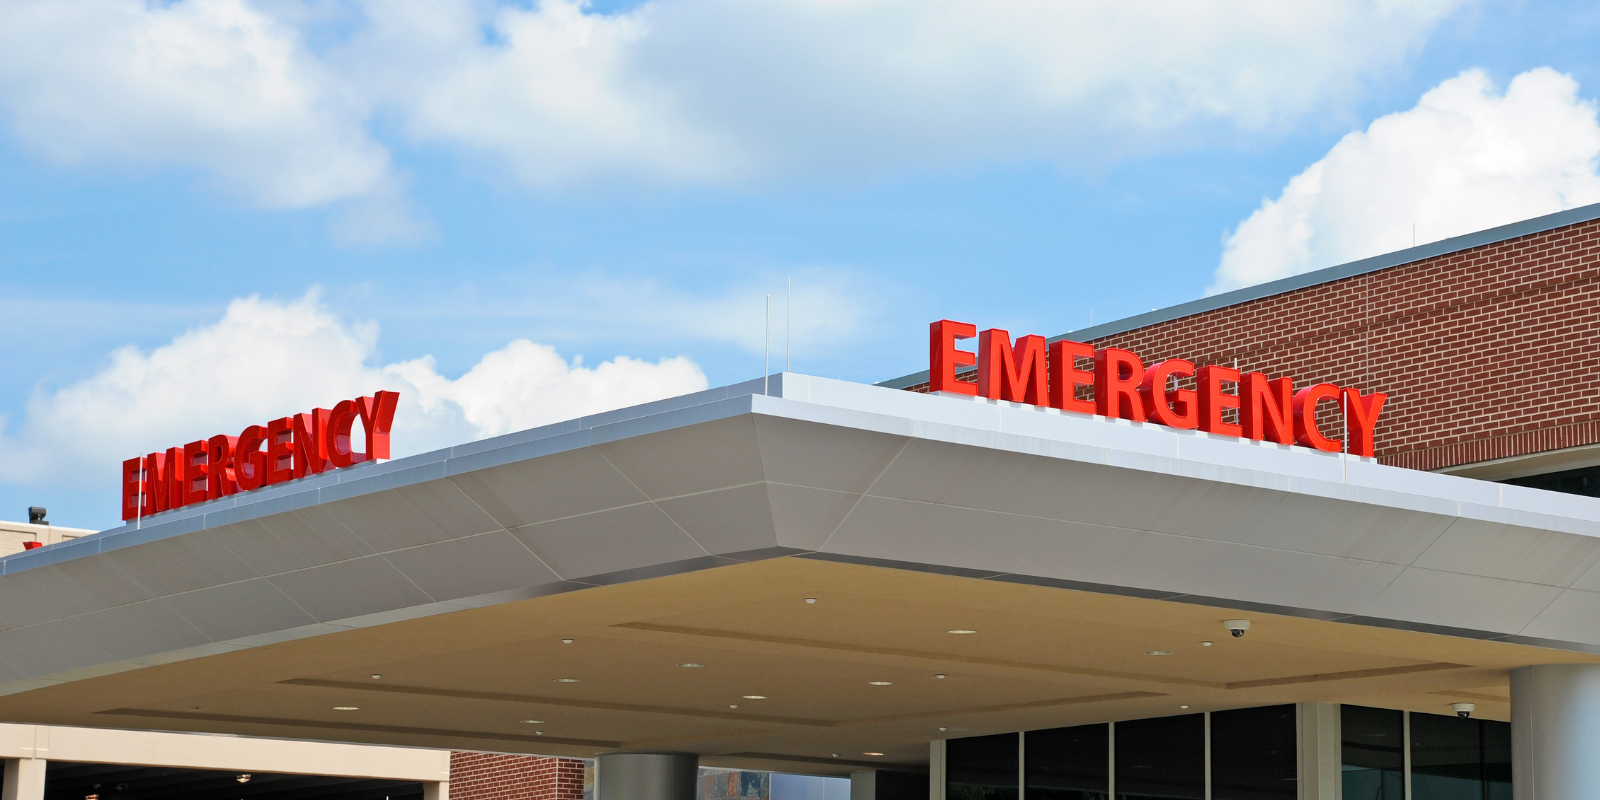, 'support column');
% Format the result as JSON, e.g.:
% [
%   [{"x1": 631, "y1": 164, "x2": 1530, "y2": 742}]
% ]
[
  {"x1": 929, "y1": 740, "x2": 946, "y2": 800},
  {"x1": 1296, "y1": 703, "x2": 1340, "y2": 800},
  {"x1": 422, "y1": 782, "x2": 448, "y2": 800},
  {"x1": 1, "y1": 758, "x2": 45, "y2": 800},
  {"x1": 852, "y1": 770, "x2": 878, "y2": 800},
  {"x1": 1511, "y1": 663, "x2": 1600, "y2": 798},
  {"x1": 595, "y1": 752, "x2": 696, "y2": 800}
]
